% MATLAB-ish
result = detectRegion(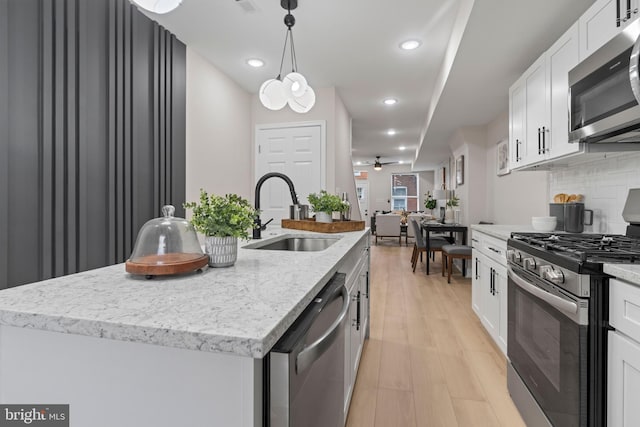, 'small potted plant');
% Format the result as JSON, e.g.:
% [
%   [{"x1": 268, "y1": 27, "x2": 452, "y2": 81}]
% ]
[
  {"x1": 307, "y1": 190, "x2": 348, "y2": 223},
  {"x1": 184, "y1": 189, "x2": 258, "y2": 267},
  {"x1": 445, "y1": 194, "x2": 460, "y2": 223},
  {"x1": 424, "y1": 192, "x2": 437, "y2": 215}
]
